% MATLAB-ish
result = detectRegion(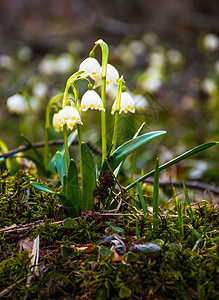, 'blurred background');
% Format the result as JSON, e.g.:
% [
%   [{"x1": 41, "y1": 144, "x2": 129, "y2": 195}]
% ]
[{"x1": 0, "y1": 0, "x2": 219, "y2": 187}]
